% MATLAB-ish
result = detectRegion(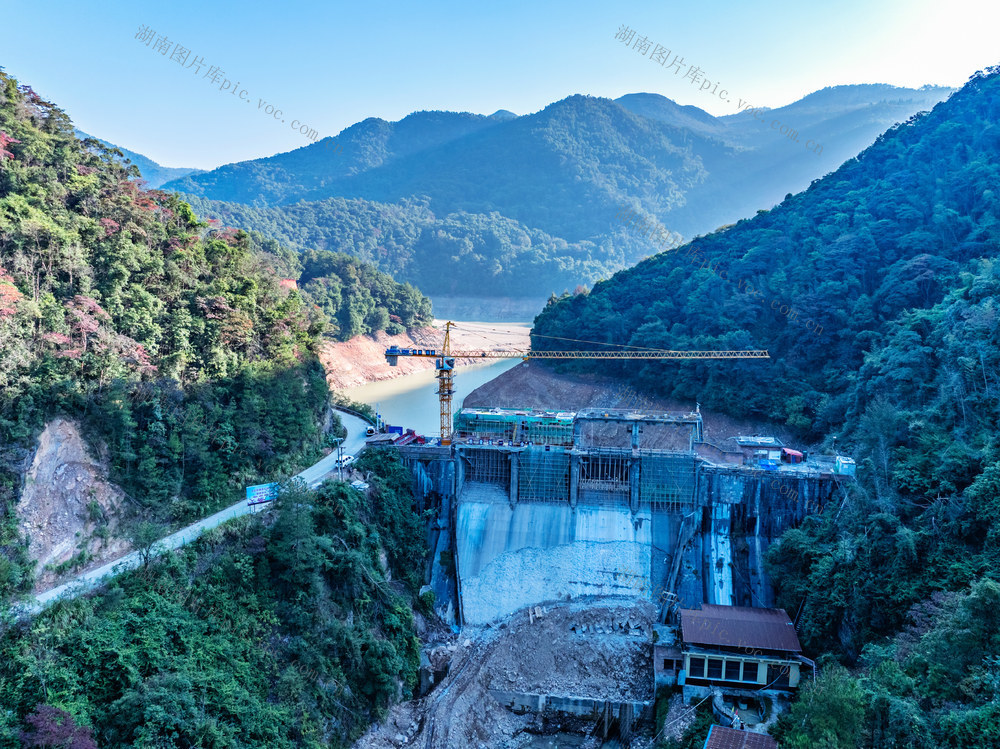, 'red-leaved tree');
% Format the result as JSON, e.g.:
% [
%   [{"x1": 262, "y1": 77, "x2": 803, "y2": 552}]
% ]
[
  {"x1": 0, "y1": 131, "x2": 20, "y2": 160},
  {"x1": 0, "y1": 267, "x2": 22, "y2": 317},
  {"x1": 65, "y1": 295, "x2": 110, "y2": 353},
  {"x1": 18, "y1": 704, "x2": 97, "y2": 749}
]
